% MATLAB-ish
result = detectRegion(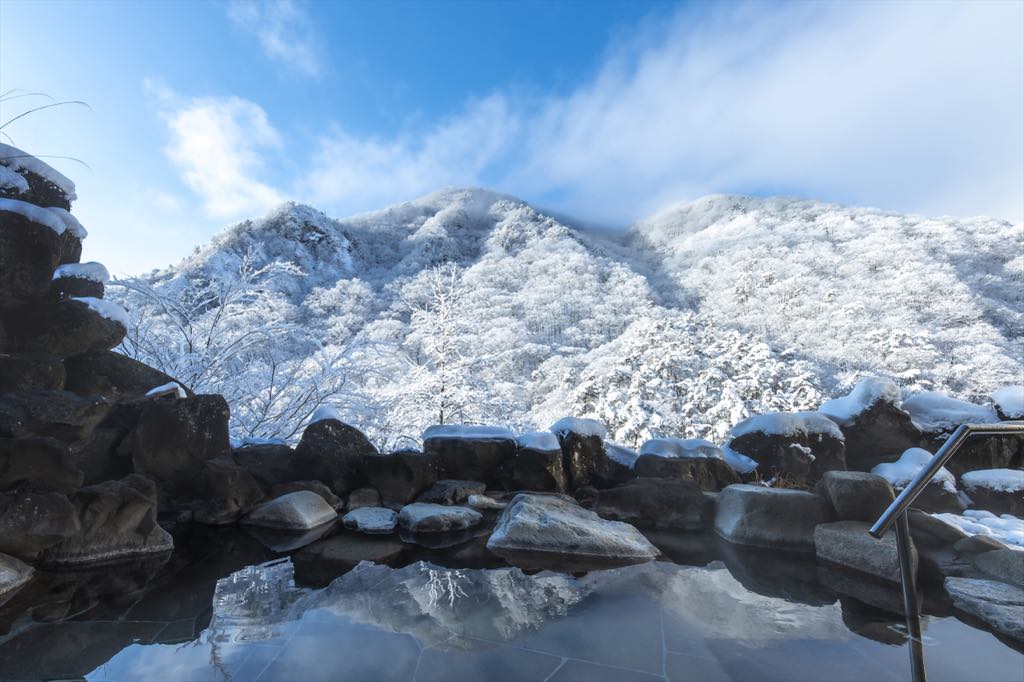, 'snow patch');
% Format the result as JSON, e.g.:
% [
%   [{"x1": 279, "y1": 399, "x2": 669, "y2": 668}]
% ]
[
  {"x1": 145, "y1": 381, "x2": 186, "y2": 399},
  {"x1": 0, "y1": 197, "x2": 68, "y2": 234},
  {"x1": 71, "y1": 296, "x2": 128, "y2": 327},
  {"x1": 961, "y1": 469, "x2": 1024, "y2": 494},
  {"x1": 819, "y1": 377, "x2": 902, "y2": 426},
  {"x1": 516, "y1": 431, "x2": 560, "y2": 452},
  {"x1": 423, "y1": 425, "x2": 514, "y2": 441},
  {"x1": 605, "y1": 443, "x2": 640, "y2": 468},
  {"x1": 721, "y1": 445, "x2": 759, "y2": 474},
  {"x1": 992, "y1": 386, "x2": 1024, "y2": 419},
  {"x1": 640, "y1": 437, "x2": 724, "y2": 460},
  {"x1": 871, "y1": 447, "x2": 957, "y2": 494},
  {"x1": 930, "y1": 510, "x2": 1024, "y2": 550},
  {"x1": 730, "y1": 411, "x2": 843, "y2": 441},
  {"x1": 310, "y1": 405, "x2": 345, "y2": 424},
  {"x1": 47, "y1": 207, "x2": 87, "y2": 239},
  {"x1": 0, "y1": 143, "x2": 77, "y2": 201},
  {"x1": 901, "y1": 392, "x2": 998, "y2": 433},
  {"x1": 0, "y1": 164, "x2": 29, "y2": 194},
  {"x1": 550, "y1": 417, "x2": 607, "y2": 440},
  {"x1": 53, "y1": 261, "x2": 109, "y2": 284}
]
